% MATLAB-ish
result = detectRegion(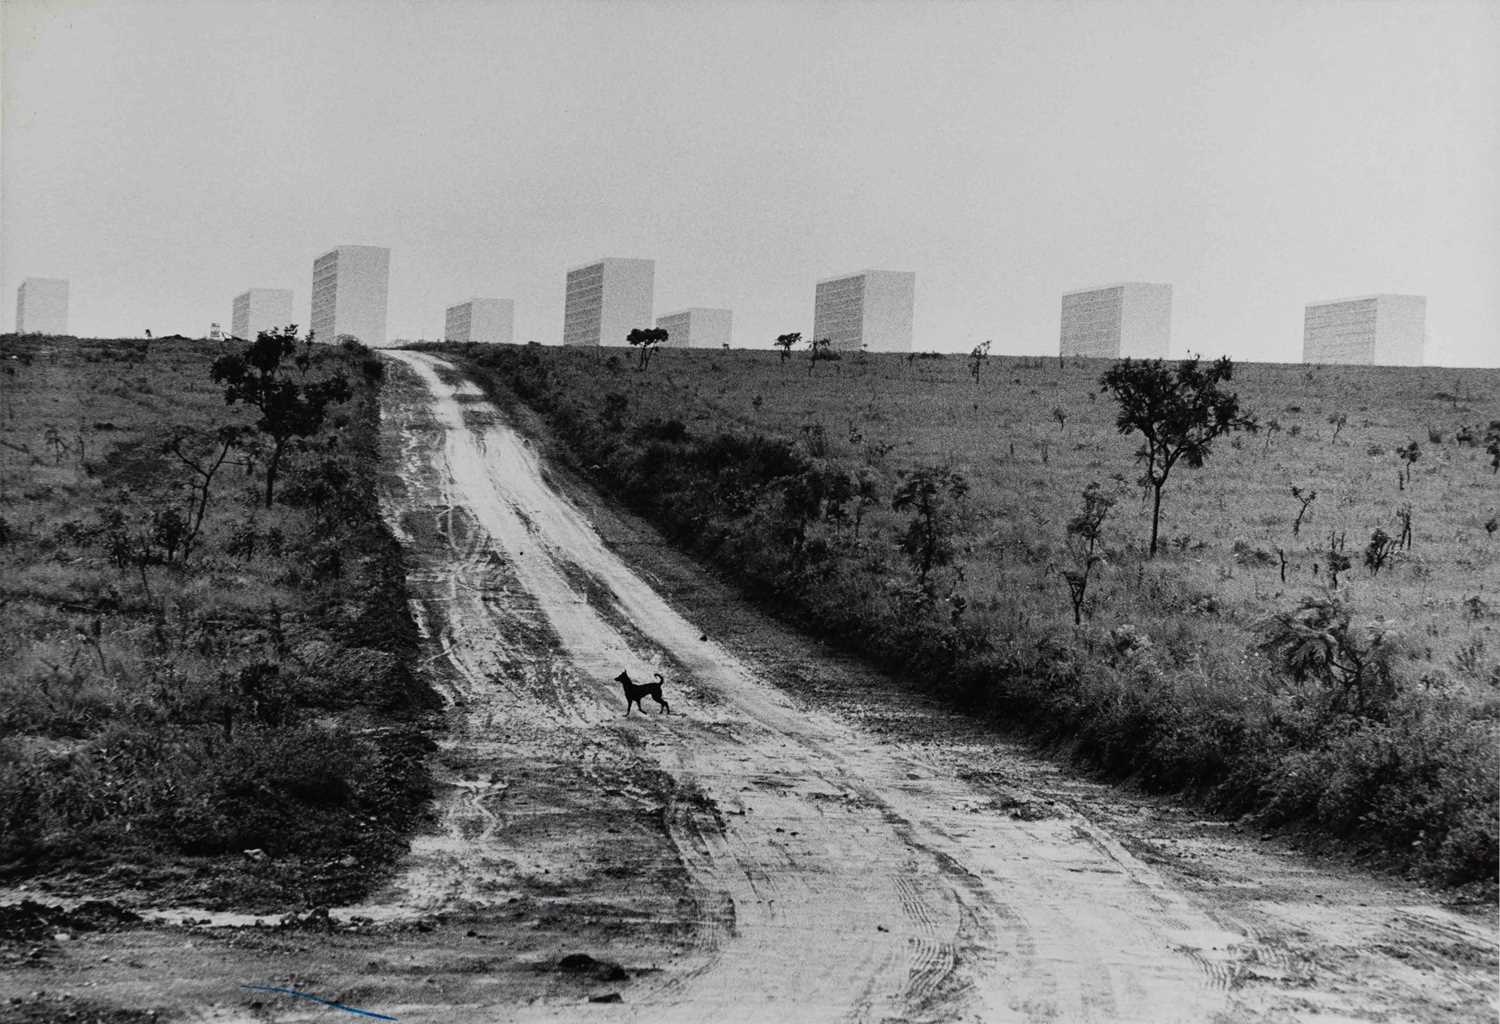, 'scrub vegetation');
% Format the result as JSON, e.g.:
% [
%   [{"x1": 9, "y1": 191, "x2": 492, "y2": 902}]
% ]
[
  {"x1": 0, "y1": 332, "x2": 437, "y2": 910},
  {"x1": 442, "y1": 340, "x2": 1499, "y2": 889}
]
